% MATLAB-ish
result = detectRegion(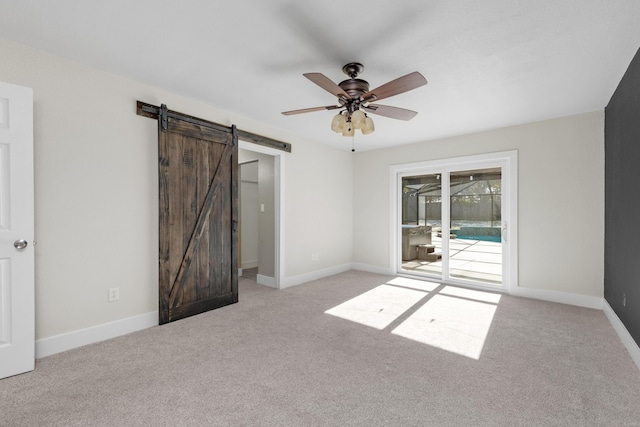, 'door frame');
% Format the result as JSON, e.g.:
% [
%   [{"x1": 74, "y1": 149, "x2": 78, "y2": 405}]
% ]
[
  {"x1": 390, "y1": 150, "x2": 518, "y2": 293},
  {"x1": 239, "y1": 140, "x2": 284, "y2": 289}
]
